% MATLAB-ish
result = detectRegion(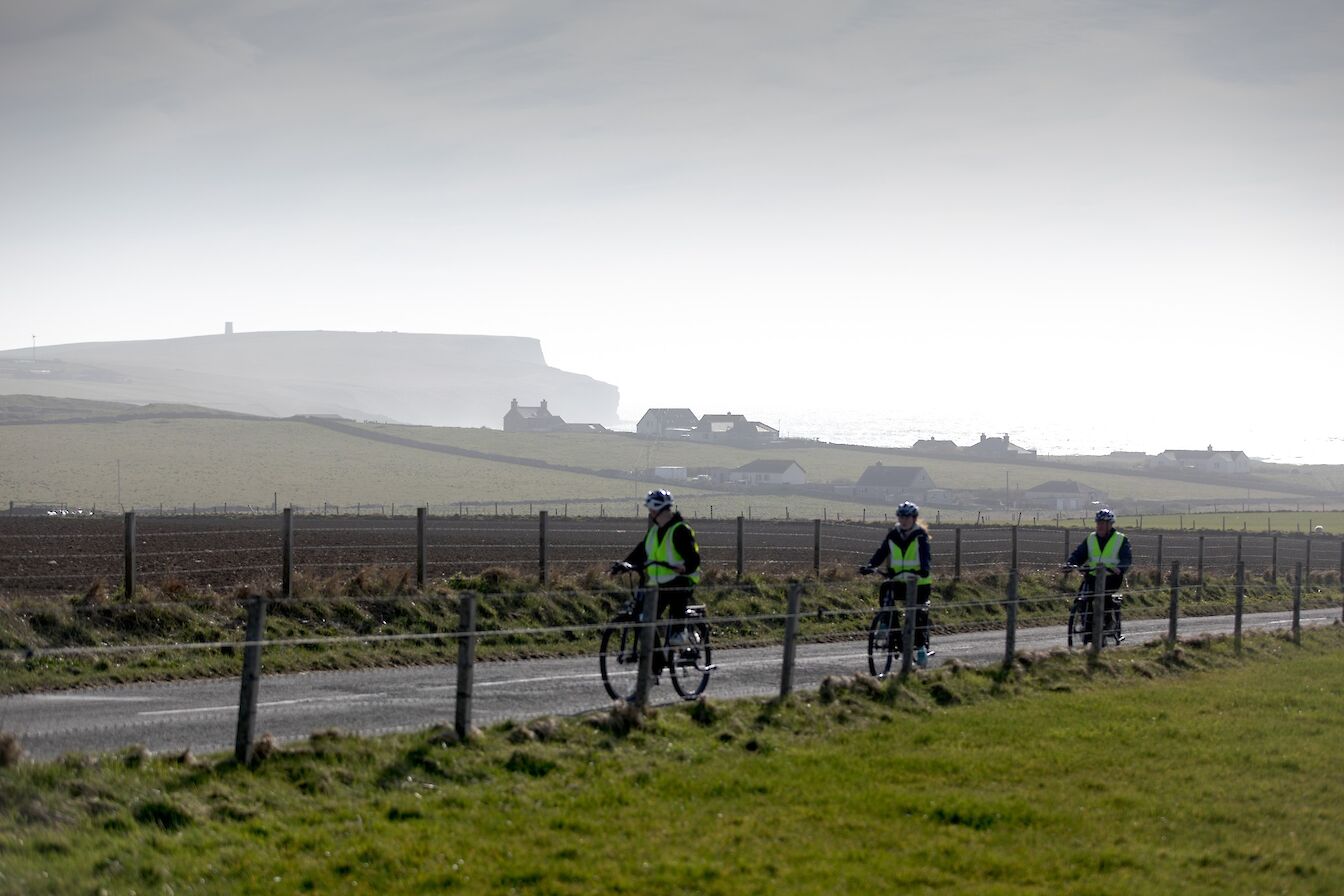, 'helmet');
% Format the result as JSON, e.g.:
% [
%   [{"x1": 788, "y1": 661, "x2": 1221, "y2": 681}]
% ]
[
  {"x1": 1095, "y1": 508, "x2": 1116, "y2": 523},
  {"x1": 896, "y1": 501, "x2": 919, "y2": 518},
  {"x1": 644, "y1": 489, "x2": 674, "y2": 512}
]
